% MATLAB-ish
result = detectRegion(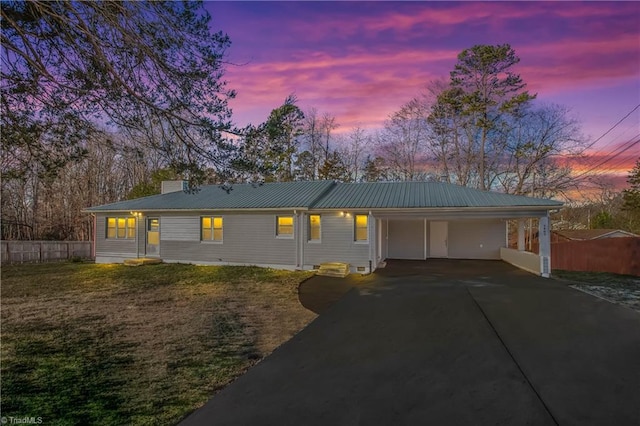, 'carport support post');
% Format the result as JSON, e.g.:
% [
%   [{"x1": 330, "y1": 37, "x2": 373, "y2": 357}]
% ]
[
  {"x1": 538, "y1": 215, "x2": 551, "y2": 277},
  {"x1": 517, "y1": 219, "x2": 525, "y2": 251},
  {"x1": 368, "y1": 211, "x2": 374, "y2": 273}
]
